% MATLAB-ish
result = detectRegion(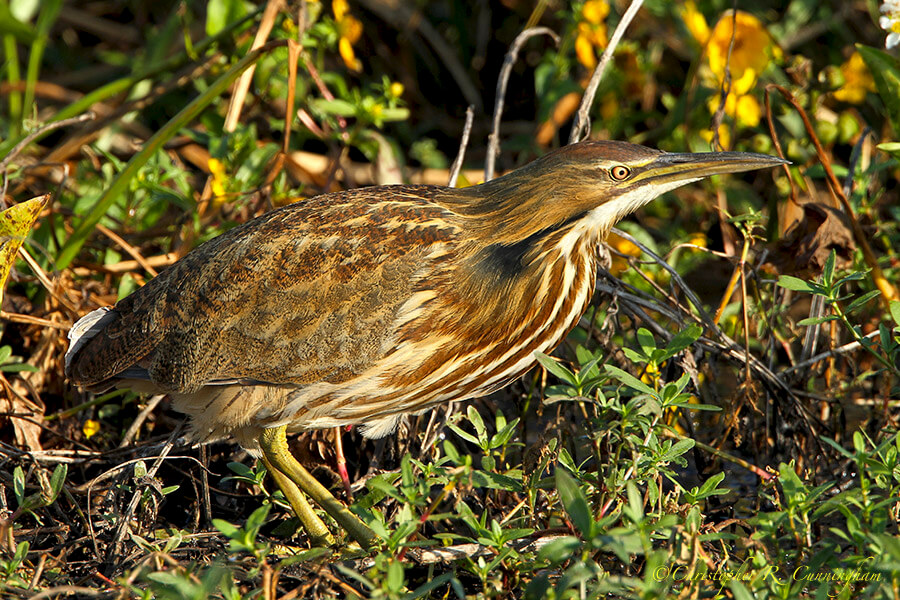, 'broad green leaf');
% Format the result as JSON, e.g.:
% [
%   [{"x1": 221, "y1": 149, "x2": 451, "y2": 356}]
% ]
[
  {"x1": 636, "y1": 328, "x2": 656, "y2": 356},
  {"x1": 206, "y1": 0, "x2": 247, "y2": 36},
  {"x1": 212, "y1": 518, "x2": 240, "y2": 538},
  {"x1": 555, "y1": 469, "x2": 593, "y2": 538},
  {"x1": 605, "y1": 365, "x2": 657, "y2": 396},
  {"x1": 890, "y1": 300, "x2": 900, "y2": 328},
  {"x1": 664, "y1": 323, "x2": 703, "y2": 358},
  {"x1": 534, "y1": 351, "x2": 576, "y2": 383},
  {"x1": 536, "y1": 535, "x2": 581, "y2": 564}
]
